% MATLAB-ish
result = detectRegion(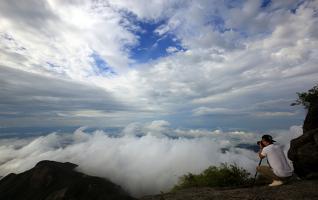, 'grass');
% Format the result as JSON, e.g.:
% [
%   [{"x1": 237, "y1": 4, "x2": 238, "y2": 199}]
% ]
[{"x1": 171, "y1": 163, "x2": 252, "y2": 191}]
